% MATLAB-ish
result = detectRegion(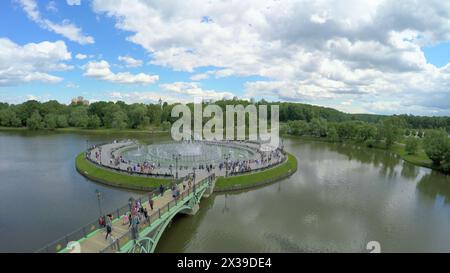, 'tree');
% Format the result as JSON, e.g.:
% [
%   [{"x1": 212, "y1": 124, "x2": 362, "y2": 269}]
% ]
[
  {"x1": 405, "y1": 137, "x2": 419, "y2": 155},
  {"x1": 161, "y1": 121, "x2": 171, "y2": 131},
  {"x1": 148, "y1": 104, "x2": 162, "y2": 125},
  {"x1": 103, "y1": 104, "x2": 126, "y2": 128},
  {"x1": 128, "y1": 104, "x2": 147, "y2": 128},
  {"x1": 309, "y1": 118, "x2": 328, "y2": 137},
  {"x1": 56, "y1": 115, "x2": 68, "y2": 128},
  {"x1": 423, "y1": 130, "x2": 450, "y2": 166},
  {"x1": 0, "y1": 108, "x2": 21, "y2": 127},
  {"x1": 16, "y1": 100, "x2": 41, "y2": 125},
  {"x1": 87, "y1": 115, "x2": 101, "y2": 129},
  {"x1": 44, "y1": 114, "x2": 58, "y2": 130},
  {"x1": 111, "y1": 111, "x2": 128, "y2": 129},
  {"x1": 287, "y1": 120, "x2": 309, "y2": 136},
  {"x1": 69, "y1": 107, "x2": 89, "y2": 128},
  {"x1": 379, "y1": 117, "x2": 406, "y2": 148},
  {"x1": 327, "y1": 125, "x2": 339, "y2": 142},
  {"x1": 355, "y1": 123, "x2": 377, "y2": 143},
  {"x1": 26, "y1": 110, "x2": 43, "y2": 130}
]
